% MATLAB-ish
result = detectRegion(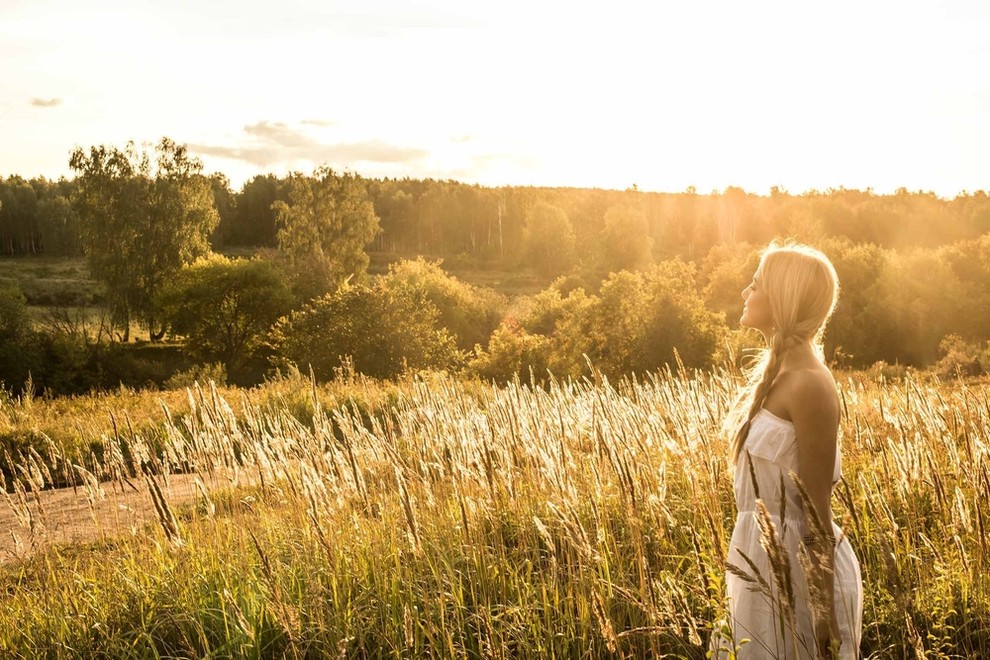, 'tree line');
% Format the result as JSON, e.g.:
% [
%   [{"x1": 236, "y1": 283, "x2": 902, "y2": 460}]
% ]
[
  {"x1": 4, "y1": 165, "x2": 990, "y2": 264},
  {"x1": 1, "y1": 137, "x2": 989, "y2": 396}
]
